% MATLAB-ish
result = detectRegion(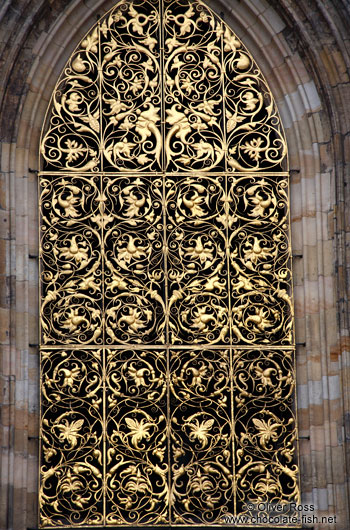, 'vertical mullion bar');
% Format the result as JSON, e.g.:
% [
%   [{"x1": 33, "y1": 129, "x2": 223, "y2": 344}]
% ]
[
  {"x1": 159, "y1": 0, "x2": 171, "y2": 523},
  {"x1": 97, "y1": 20, "x2": 104, "y2": 344},
  {"x1": 97, "y1": 20, "x2": 106, "y2": 524},
  {"x1": 160, "y1": 0, "x2": 166, "y2": 176},
  {"x1": 220, "y1": 15, "x2": 237, "y2": 517},
  {"x1": 159, "y1": 1, "x2": 169, "y2": 345},
  {"x1": 102, "y1": 347, "x2": 106, "y2": 525}
]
